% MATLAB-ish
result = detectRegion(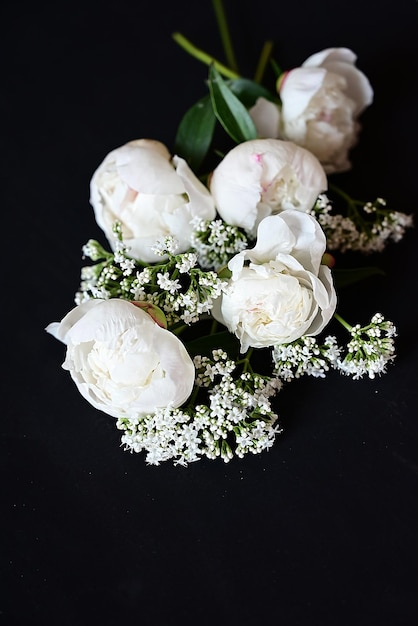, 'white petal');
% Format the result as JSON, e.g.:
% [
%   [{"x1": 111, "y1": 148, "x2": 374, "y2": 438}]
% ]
[
  {"x1": 249, "y1": 97, "x2": 281, "y2": 138},
  {"x1": 115, "y1": 141, "x2": 184, "y2": 194},
  {"x1": 173, "y1": 155, "x2": 216, "y2": 220},
  {"x1": 280, "y1": 68, "x2": 327, "y2": 118}
]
